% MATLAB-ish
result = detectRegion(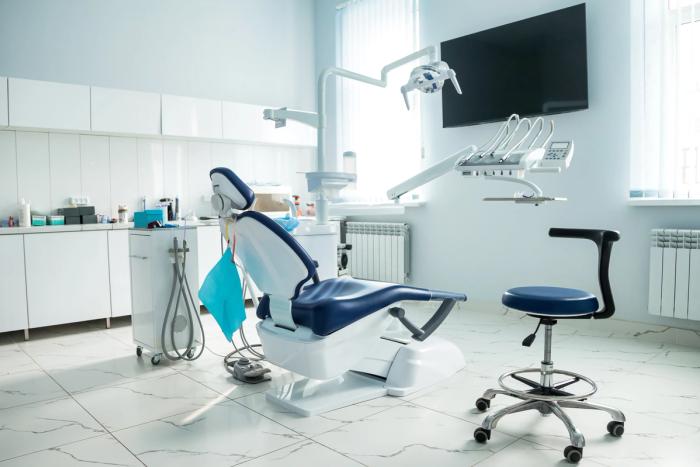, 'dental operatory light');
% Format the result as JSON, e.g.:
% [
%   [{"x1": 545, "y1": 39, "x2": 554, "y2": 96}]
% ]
[
  {"x1": 263, "y1": 45, "x2": 460, "y2": 224},
  {"x1": 401, "y1": 61, "x2": 462, "y2": 110}
]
